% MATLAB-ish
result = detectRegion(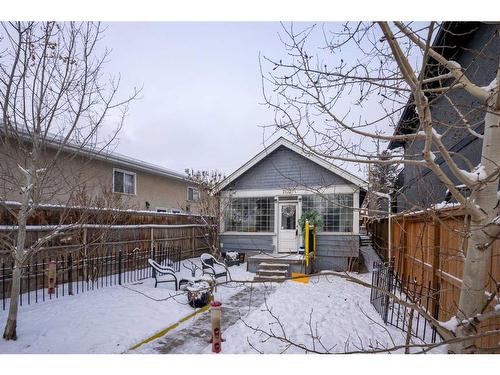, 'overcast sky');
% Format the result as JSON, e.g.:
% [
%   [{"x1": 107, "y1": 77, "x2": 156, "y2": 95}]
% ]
[
  {"x1": 102, "y1": 22, "x2": 359, "y2": 176},
  {"x1": 101, "y1": 22, "x2": 428, "y2": 178}
]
